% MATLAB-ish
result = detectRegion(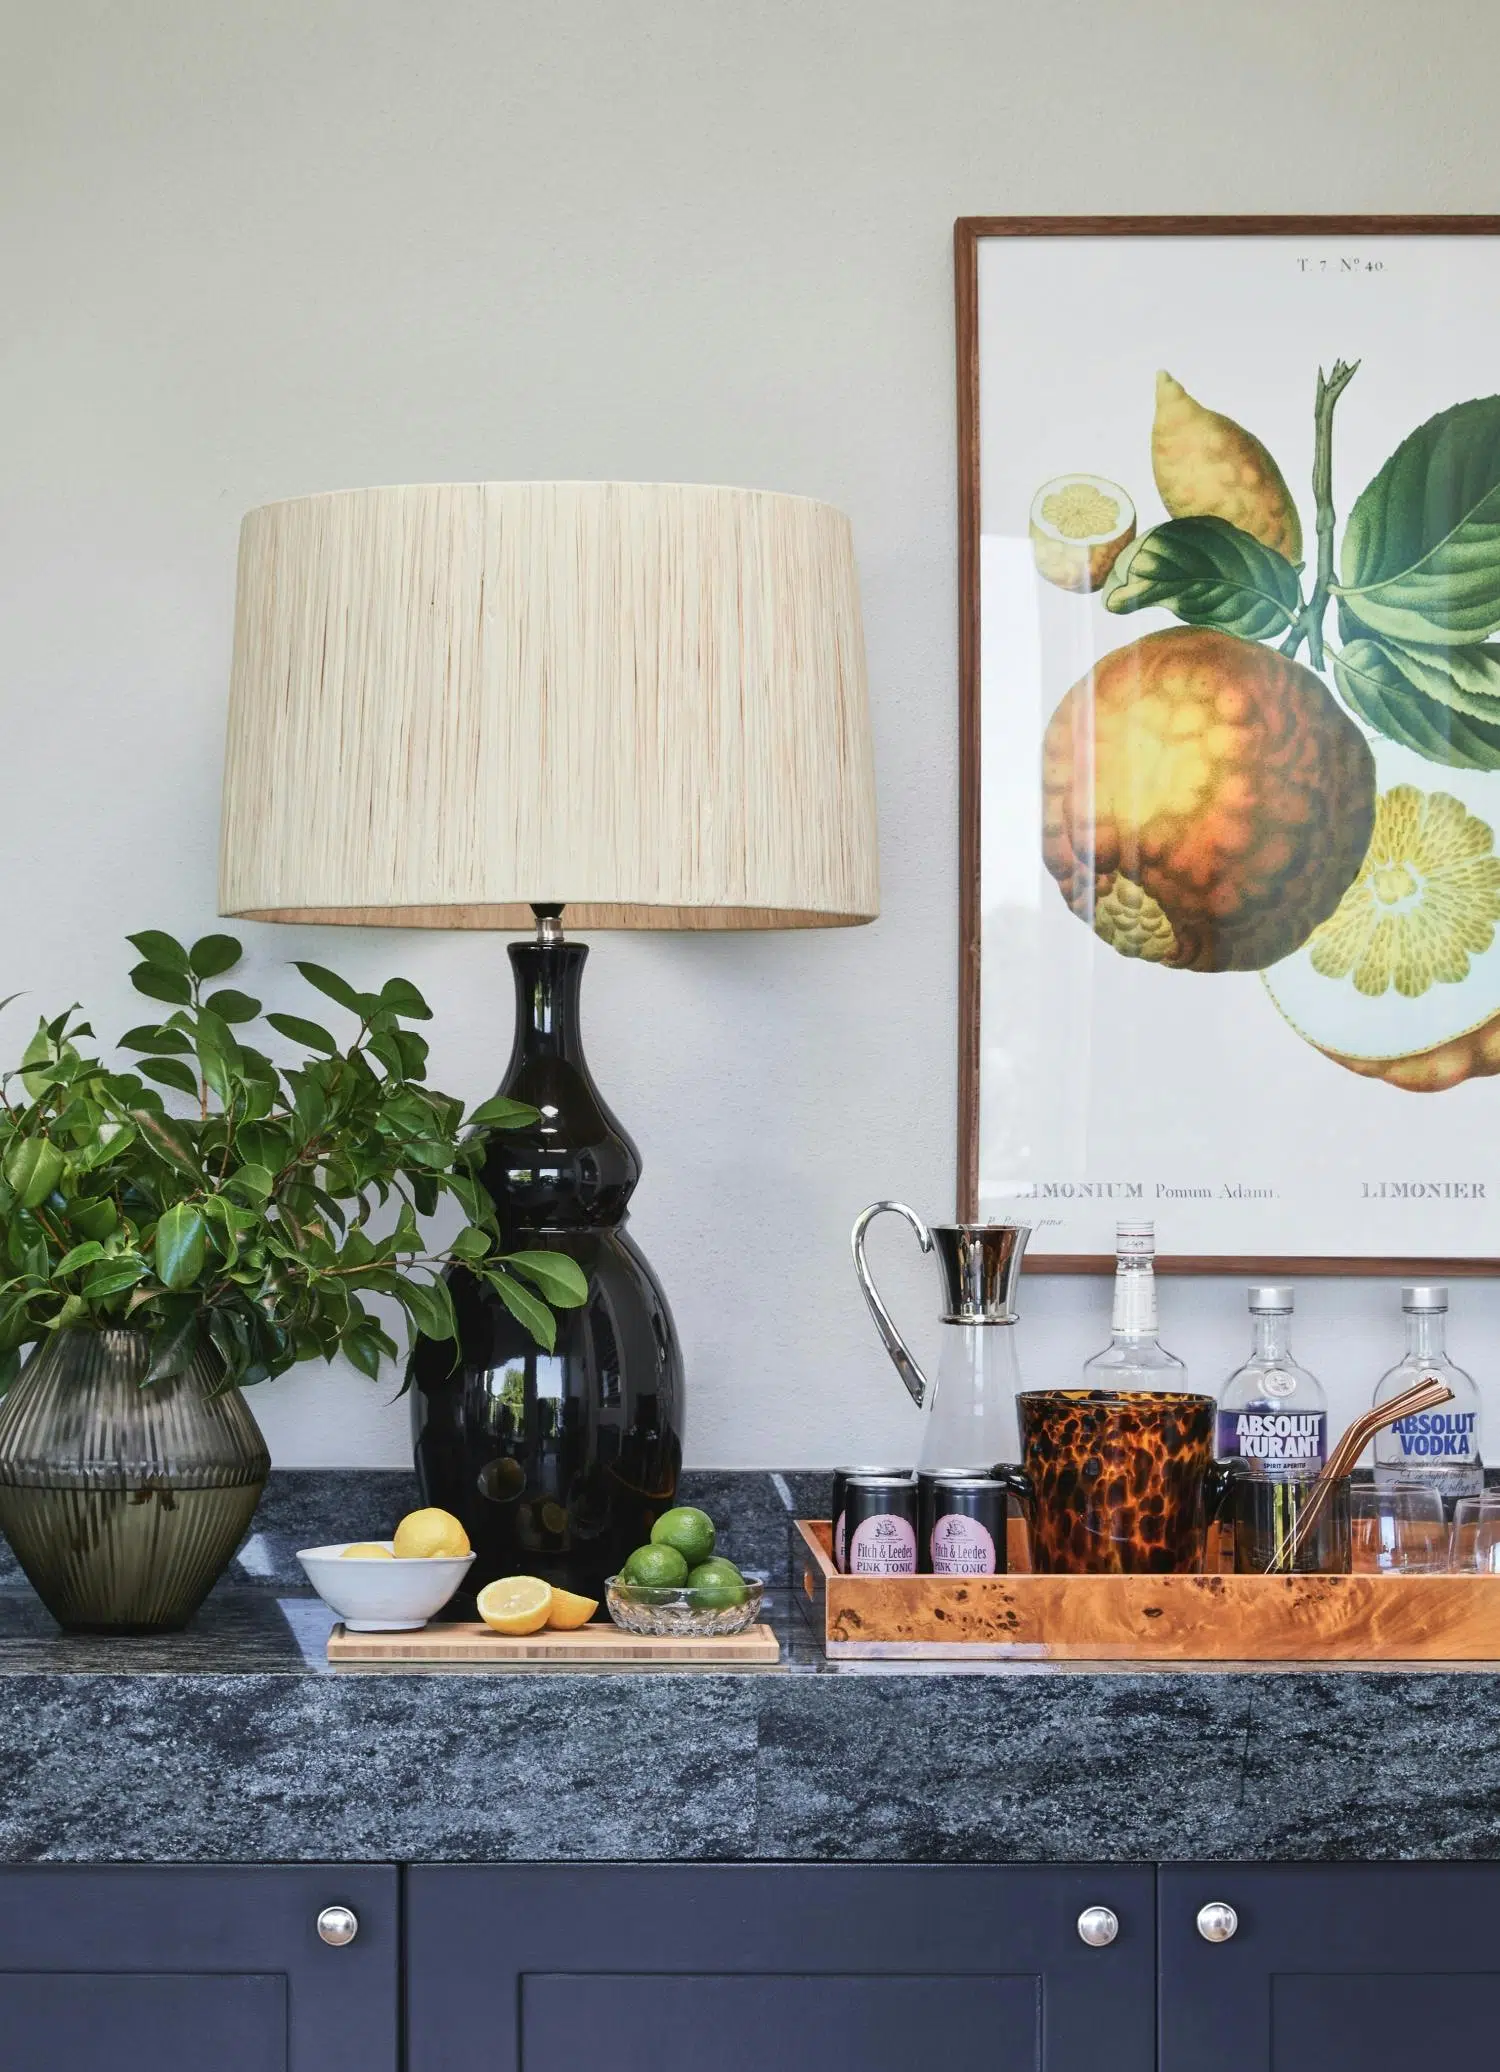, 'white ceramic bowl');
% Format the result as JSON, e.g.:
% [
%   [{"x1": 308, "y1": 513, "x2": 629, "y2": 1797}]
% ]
[{"x1": 296, "y1": 1541, "x2": 474, "y2": 1631}]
